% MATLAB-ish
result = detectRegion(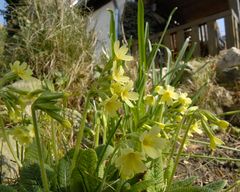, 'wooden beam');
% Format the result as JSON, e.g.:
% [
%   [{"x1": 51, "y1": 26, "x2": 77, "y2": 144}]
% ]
[
  {"x1": 225, "y1": 14, "x2": 237, "y2": 48},
  {"x1": 191, "y1": 26, "x2": 201, "y2": 57},
  {"x1": 176, "y1": 30, "x2": 185, "y2": 51},
  {"x1": 207, "y1": 21, "x2": 218, "y2": 56}
]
